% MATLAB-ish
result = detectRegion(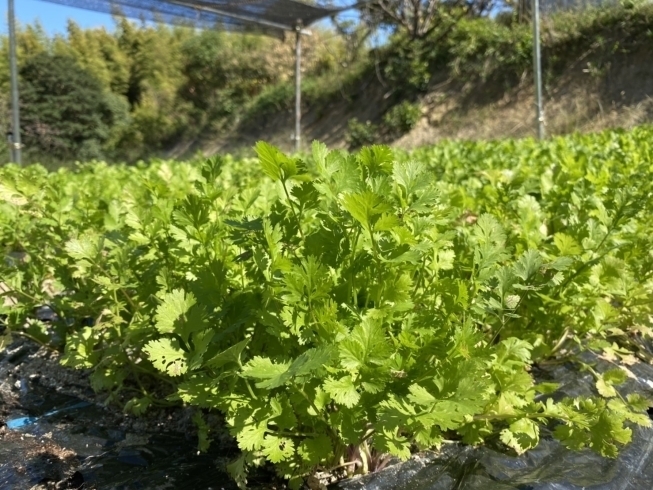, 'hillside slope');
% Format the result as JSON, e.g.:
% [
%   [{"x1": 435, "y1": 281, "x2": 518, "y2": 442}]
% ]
[
  {"x1": 202, "y1": 6, "x2": 653, "y2": 155},
  {"x1": 397, "y1": 42, "x2": 653, "y2": 147}
]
